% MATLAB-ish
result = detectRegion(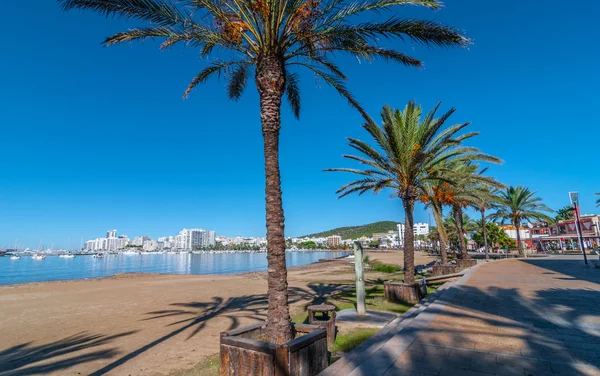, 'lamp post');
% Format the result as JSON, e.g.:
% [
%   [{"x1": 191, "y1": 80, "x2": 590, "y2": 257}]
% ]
[{"x1": 569, "y1": 192, "x2": 588, "y2": 265}]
